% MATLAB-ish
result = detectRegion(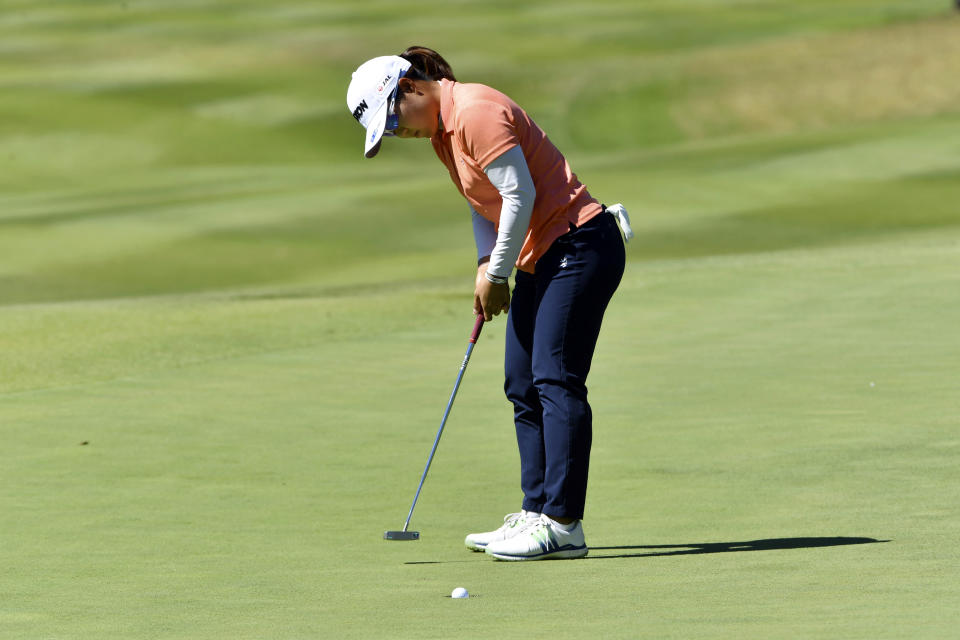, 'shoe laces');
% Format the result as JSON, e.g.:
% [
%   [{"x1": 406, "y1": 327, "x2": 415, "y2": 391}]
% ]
[
  {"x1": 535, "y1": 514, "x2": 571, "y2": 535},
  {"x1": 502, "y1": 511, "x2": 538, "y2": 531},
  {"x1": 534, "y1": 514, "x2": 554, "y2": 533},
  {"x1": 520, "y1": 516, "x2": 559, "y2": 548}
]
